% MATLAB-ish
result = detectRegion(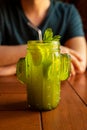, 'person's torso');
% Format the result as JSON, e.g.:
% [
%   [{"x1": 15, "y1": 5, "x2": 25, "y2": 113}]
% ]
[{"x1": 0, "y1": 0, "x2": 84, "y2": 45}]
